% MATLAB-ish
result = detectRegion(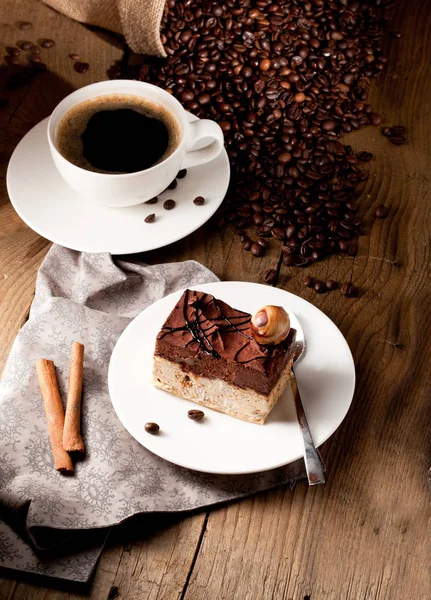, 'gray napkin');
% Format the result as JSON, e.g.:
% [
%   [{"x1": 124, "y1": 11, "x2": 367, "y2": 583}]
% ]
[{"x1": 0, "y1": 245, "x2": 304, "y2": 582}]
